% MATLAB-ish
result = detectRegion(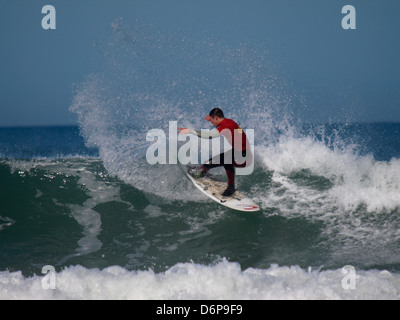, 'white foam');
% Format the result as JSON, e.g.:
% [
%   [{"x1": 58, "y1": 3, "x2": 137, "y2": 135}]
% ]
[
  {"x1": 255, "y1": 135, "x2": 400, "y2": 267},
  {"x1": 0, "y1": 216, "x2": 15, "y2": 231},
  {"x1": 258, "y1": 135, "x2": 400, "y2": 213},
  {"x1": 1, "y1": 260, "x2": 399, "y2": 300}
]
